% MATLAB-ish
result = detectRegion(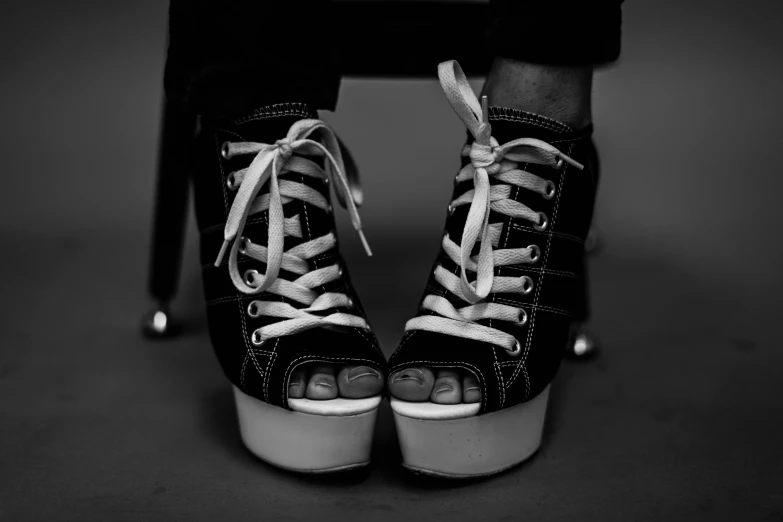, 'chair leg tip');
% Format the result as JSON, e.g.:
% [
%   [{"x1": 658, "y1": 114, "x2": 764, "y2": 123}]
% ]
[
  {"x1": 141, "y1": 305, "x2": 180, "y2": 339},
  {"x1": 566, "y1": 322, "x2": 599, "y2": 360}
]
